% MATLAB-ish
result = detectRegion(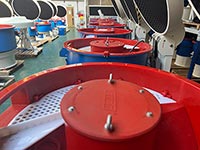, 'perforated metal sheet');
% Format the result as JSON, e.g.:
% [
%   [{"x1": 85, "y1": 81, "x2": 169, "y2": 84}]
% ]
[
  {"x1": 119, "y1": 0, "x2": 131, "y2": 20},
  {"x1": 134, "y1": 0, "x2": 168, "y2": 33},
  {"x1": 89, "y1": 6, "x2": 117, "y2": 16},
  {"x1": 111, "y1": 0, "x2": 122, "y2": 18},
  {"x1": 124, "y1": 0, "x2": 138, "y2": 23},
  {"x1": 111, "y1": 0, "x2": 127, "y2": 20},
  {"x1": 9, "y1": 85, "x2": 75, "y2": 125},
  {"x1": 11, "y1": 0, "x2": 41, "y2": 20},
  {"x1": 57, "y1": 5, "x2": 67, "y2": 17},
  {"x1": 189, "y1": 0, "x2": 200, "y2": 20},
  {"x1": 0, "y1": 1, "x2": 13, "y2": 17},
  {"x1": 38, "y1": 0, "x2": 54, "y2": 20},
  {"x1": 48, "y1": 1, "x2": 57, "y2": 16}
]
